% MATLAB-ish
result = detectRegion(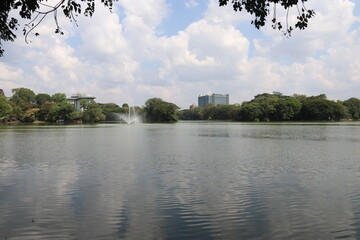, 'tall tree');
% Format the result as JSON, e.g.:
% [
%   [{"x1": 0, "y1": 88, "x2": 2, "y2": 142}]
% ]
[
  {"x1": 81, "y1": 100, "x2": 105, "y2": 122},
  {"x1": 144, "y1": 98, "x2": 179, "y2": 123},
  {"x1": 300, "y1": 98, "x2": 346, "y2": 121},
  {"x1": 38, "y1": 101, "x2": 55, "y2": 121},
  {"x1": 10, "y1": 87, "x2": 35, "y2": 111},
  {"x1": 0, "y1": 96, "x2": 13, "y2": 119},
  {"x1": 35, "y1": 93, "x2": 51, "y2": 106},
  {"x1": 343, "y1": 98, "x2": 360, "y2": 120},
  {"x1": 51, "y1": 93, "x2": 67, "y2": 103},
  {"x1": 47, "y1": 101, "x2": 76, "y2": 122}
]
